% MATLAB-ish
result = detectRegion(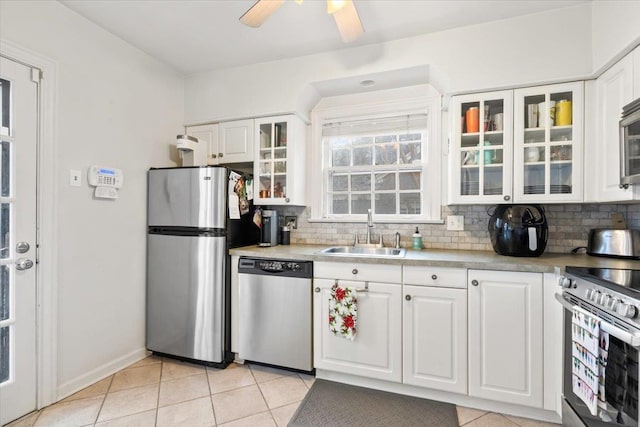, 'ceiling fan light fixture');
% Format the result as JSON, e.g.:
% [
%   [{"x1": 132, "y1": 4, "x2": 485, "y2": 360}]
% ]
[
  {"x1": 333, "y1": 0, "x2": 364, "y2": 43},
  {"x1": 327, "y1": 0, "x2": 347, "y2": 14}
]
